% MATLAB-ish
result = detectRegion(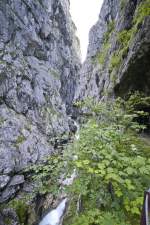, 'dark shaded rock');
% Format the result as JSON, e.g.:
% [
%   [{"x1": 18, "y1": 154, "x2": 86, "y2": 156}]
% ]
[
  {"x1": 0, "y1": 175, "x2": 24, "y2": 204},
  {"x1": 68, "y1": 119, "x2": 78, "y2": 134},
  {"x1": 0, "y1": 186, "x2": 19, "y2": 203},
  {"x1": 114, "y1": 17, "x2": 150, "y2": 97}
]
